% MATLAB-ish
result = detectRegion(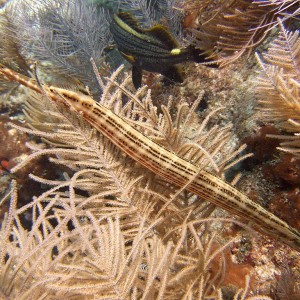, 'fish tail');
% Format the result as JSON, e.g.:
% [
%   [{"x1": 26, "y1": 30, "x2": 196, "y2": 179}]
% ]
[{"x1": 188, "y1": 45, "x2": 218, "y2": 67}]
